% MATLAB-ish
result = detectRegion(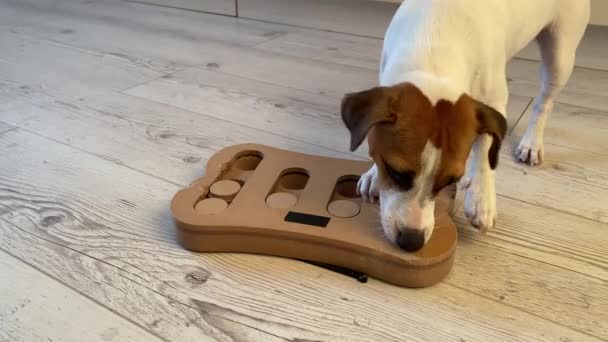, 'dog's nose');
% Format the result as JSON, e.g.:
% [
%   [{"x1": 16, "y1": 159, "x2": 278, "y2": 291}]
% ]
[{"x1": 396, "y1": 228, "x2": 425, "y2": 252}]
